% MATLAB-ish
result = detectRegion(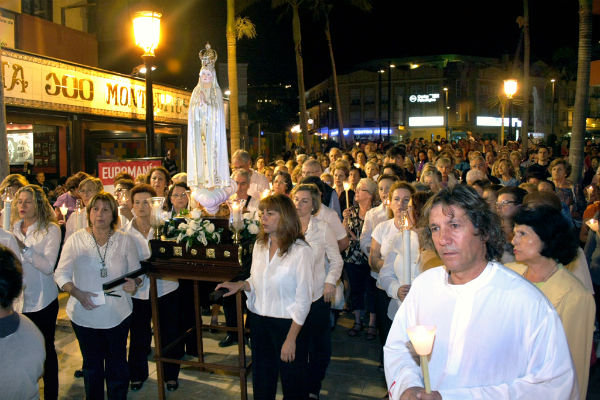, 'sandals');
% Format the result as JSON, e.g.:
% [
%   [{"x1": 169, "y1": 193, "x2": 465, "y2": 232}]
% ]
[
  {"x1": 366, "y1": 325, "x2": 377, "y2": 341},
  {"x1": 347, "y1": 322, "x2": 363, "y2": 337}
]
